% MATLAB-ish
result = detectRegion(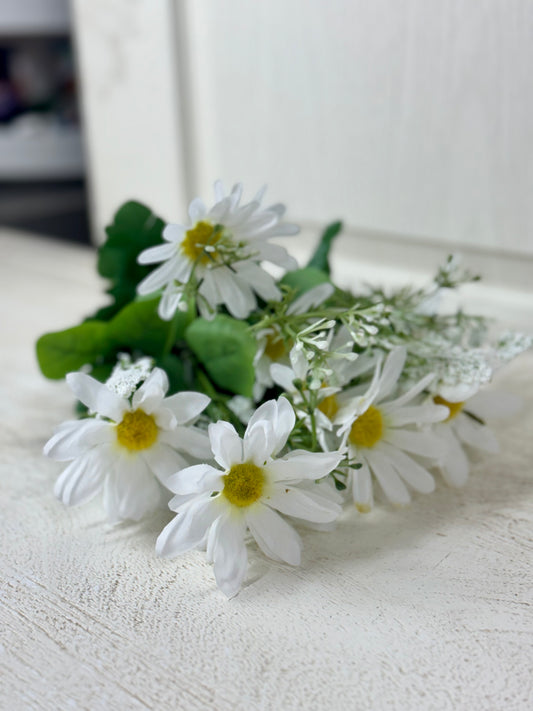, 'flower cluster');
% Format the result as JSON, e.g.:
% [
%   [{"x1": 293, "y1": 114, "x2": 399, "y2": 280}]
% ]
[{"x1": 38, "y1": 182, "x2": 531, "y2": 597}]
